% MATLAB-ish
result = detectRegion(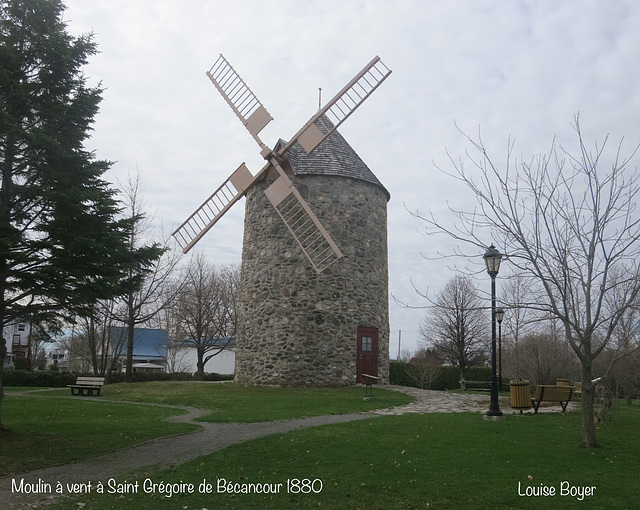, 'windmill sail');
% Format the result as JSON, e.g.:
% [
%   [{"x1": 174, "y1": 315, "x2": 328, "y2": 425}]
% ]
[
  {"x1": 207, "y1": 54, "x2": 273, "y2": 157},
  {"x1": 175, "y1": 54, "x2": 390, "y2": 270},
  {"x1": 172, "y1": 163, "x2": 255, "y2": 253},
  {"x1": 286, "y1": 56, "x2": 391, "y2": 155},
  {"x1": 264, "y1": 175, "x2": 343, "y2": 273}
]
